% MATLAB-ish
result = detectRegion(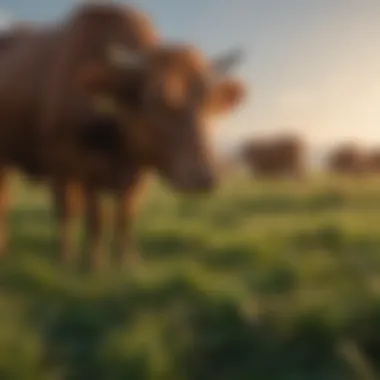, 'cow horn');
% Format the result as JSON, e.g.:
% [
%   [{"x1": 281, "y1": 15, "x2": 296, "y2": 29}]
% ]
[
  {"x1": 211, "y1": 48, "x2": 243, "y2": 75},
  {"x1": 108, "y1": 44, "x2": 145, "y2": 68}
]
